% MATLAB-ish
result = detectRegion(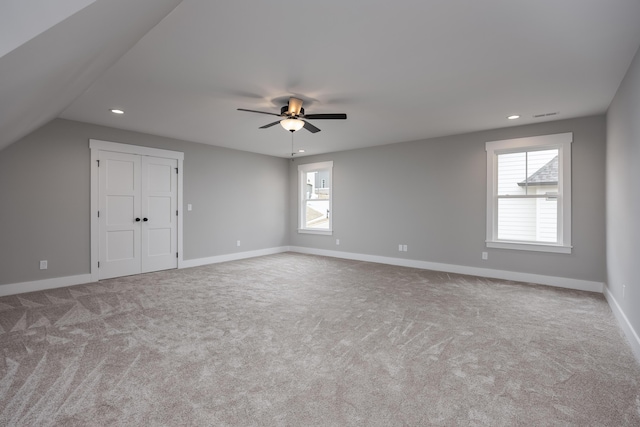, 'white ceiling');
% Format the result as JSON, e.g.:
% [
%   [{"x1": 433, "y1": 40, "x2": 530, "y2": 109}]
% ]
[{"x1": 8, "y1": 1, "x2": 640, "y2": 157}]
